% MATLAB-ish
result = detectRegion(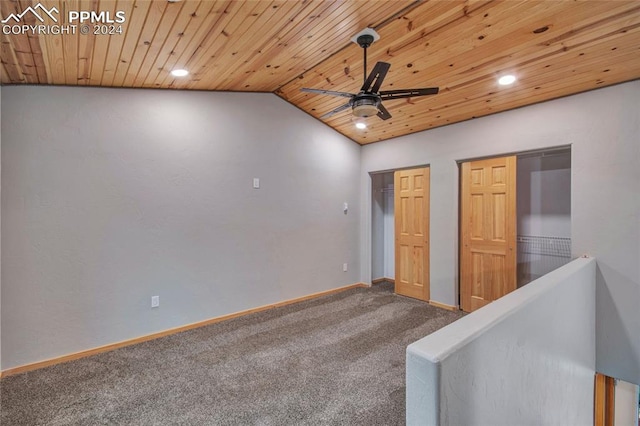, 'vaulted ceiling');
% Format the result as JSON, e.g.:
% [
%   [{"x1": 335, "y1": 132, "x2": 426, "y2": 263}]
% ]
[{"x1": 2, "y1": 0, "x2": 639, "y2": 144}]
